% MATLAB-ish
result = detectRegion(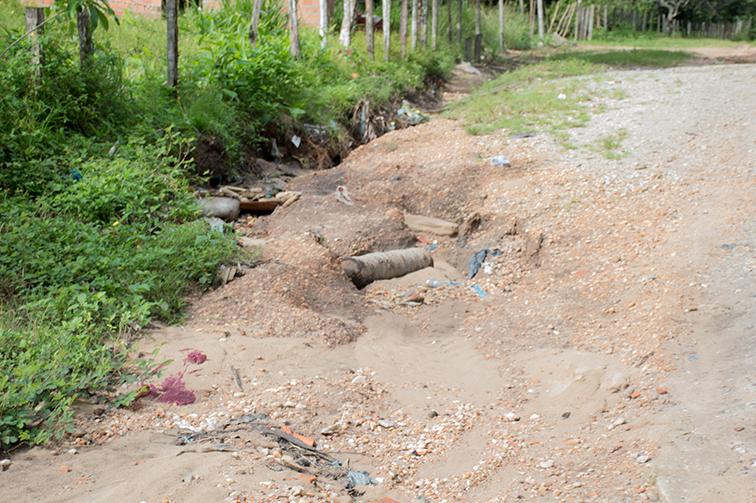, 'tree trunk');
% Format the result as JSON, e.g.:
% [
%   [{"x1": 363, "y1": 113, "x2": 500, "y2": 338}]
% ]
[
  {"x1": 250, "y1": 0, "x2": 263, "y2": 46},
  {"x1": 77, "y1": 7, "x2": 93, "y2": 68},
  {"x1": 319, "y1": 0, "x2": 328, "y2": 48},
  {"x1": 400, "y1": 0, "x2": 409, "y2": 56},
  {"x1": 518, "y1": 0, "x2": 524, "y2": 15},
  {"x1": 447, "y1": 0, "x2": 452, "y2": 43},
  {"x1": 529, "y1": 0, "x2": 535, "y2": 36},
  {"x1": 420, "y1": 0, "x2": 428, "y2": 47},
  {"x1": 366, "y1": 0, "x2": 374, "y2": 57},
  {"x1": 456, "y1": 0, "x2": 462, "y2": 45},
  {"x1": 383, "y1": 0, "x2": 391, "y2": 60},
  {"x1": 340, "y1": 0, "x2": 352, "y2": 47},
  {"x1": 25, "y1": 7, "x2": 45, "y2": 73},
  {"x1": 411, "y1": 0, "x2": 418, "y2": 50},
  {"x1": 431, "y1": 0, "x2": 438, "y2": 49},
  {"x1": 475, "y1": 0, "x2": 481, "y2": 36},
  {"x1": 289, "y1": 0, "x2": 300, "y2": 57},
  {"x1": 166, "y1": 0, "x2": 178, "y2": 86},
  {"x1": 498, "y1": 0, "x2": 505, "y2": 51},
  {"x1": 536, "y1": 0, "x2": 544, "y2": 39}
]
